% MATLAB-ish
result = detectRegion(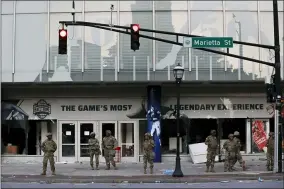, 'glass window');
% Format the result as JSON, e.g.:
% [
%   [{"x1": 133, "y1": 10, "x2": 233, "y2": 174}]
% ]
[
  {"x1": 259, "y1": 12, "x2": 284, "y2": 80},
  {"x1": 120, "y1": 1, "x2": 152, "y2": 11},
  {"x1": 259, "y1": 1, "x2": 284, "y2": 11},
  {"x1": 190, "y1": 11, "x2": 224, "y2": 81},
  {"x1": 85, "y1": 1, "x2": 118, "y2": 12},
  {"x1": 14, "y1": 14, "x2": 48, "y2": 82},
  {"x1": 1, "y1": 1, "x2": 14, "y2": 14},
  {"x1": 62, "y1": 123, "x2": 75, "y2": 144},
  {"x1": 1, "y1": 15, "x2": 13, "y2": 82},
  {"x1": 50, "y1": 1, "x2": 83, "y2": 13},
  {"x1": 80, "y1": 123, "x2": 93, "y2": 144},
  {"x1": 155, "y1": 11, "x2": 188, "y2": 80},
  {"x1": 225, "y1": 11, "x2": 259, "y2": 81},
  {"x1": 190, "y1": 1, "x2": 223, "y2": 11},
  {"x1": 85, "y1": 12, "x2": 118, "y2": 70},
  {"x1": 120, "y1": 123, "x2": 134, "y2": 157},
  {"x1": 15, "y1": 1, "x2": 47, "y2": 13},
  {"x1": 49, "y1": 13, "x2": 82, "y2": 82},
  {"x1": 155, "y1": 1, "x2": 187, "y2": 11},
  {"x1": 225, "y1": 1, "x2": 257, "y2": 11},
  {"x1": 119, "y1": 12, "x2": 153, "y2": 71}
]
